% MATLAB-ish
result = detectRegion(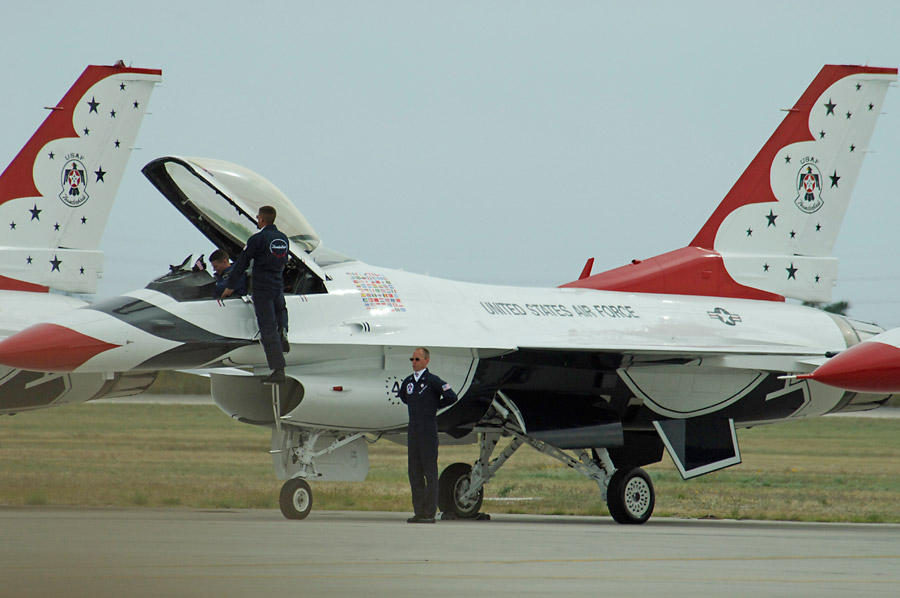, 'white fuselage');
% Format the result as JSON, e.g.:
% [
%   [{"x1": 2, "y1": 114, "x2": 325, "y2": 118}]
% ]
[
  {"x1": 64, "y1": 260, "x2": 849, "y2": 371},
  {"x1": 31, "y1": 259, "x2": 869, "y2": 431}
]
